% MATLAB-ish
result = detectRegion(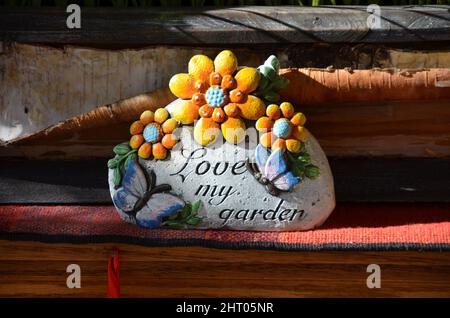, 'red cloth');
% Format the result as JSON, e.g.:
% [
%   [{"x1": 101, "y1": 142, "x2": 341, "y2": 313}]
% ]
[{"x1": 0, "y1": 203, "x2": 449, "y2": 249}]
